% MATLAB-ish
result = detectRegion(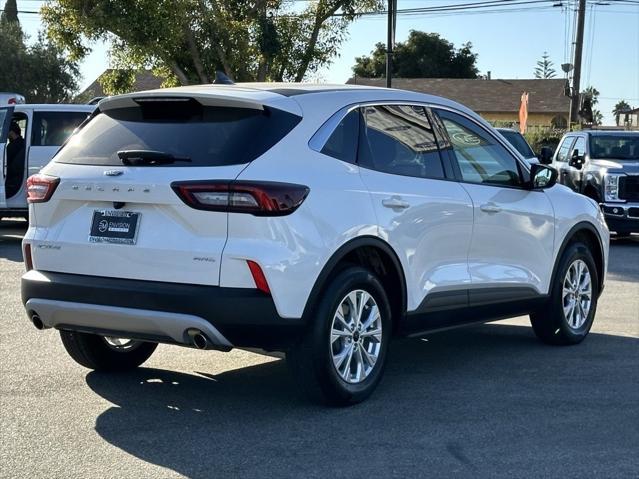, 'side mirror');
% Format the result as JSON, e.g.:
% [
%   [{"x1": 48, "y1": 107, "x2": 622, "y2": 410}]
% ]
[
  {"x1": 529, "y1": 163, "x2": 558, "y2": 189},
  {"x1": 539, "y1": 146, "x2": 553, "y2": 165},
  {"x1": 569, "y1": 149, "x2": 585, "y2": 170}
]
